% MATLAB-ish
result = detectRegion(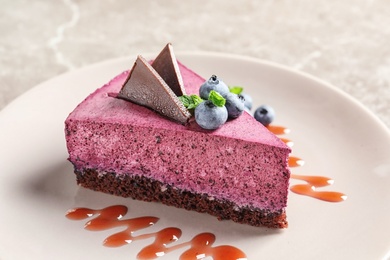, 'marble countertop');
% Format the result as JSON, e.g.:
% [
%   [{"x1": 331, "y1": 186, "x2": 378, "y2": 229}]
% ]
[{"x1": 1, "y1": 0, "x2": 390, "y2": 129}]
